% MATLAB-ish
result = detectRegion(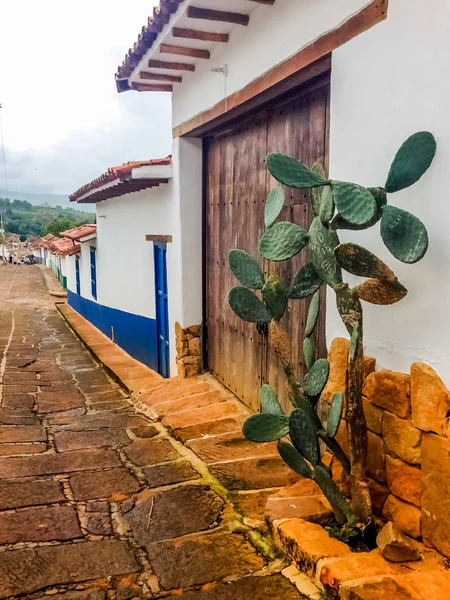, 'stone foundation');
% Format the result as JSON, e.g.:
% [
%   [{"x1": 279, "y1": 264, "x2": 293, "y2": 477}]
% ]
[
  {"x1": 325, "y1": 337, "x2": 450, "y2": 557},
  {"x1": 175, "y1": 322, "x2": 202, "y2": 378}
]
